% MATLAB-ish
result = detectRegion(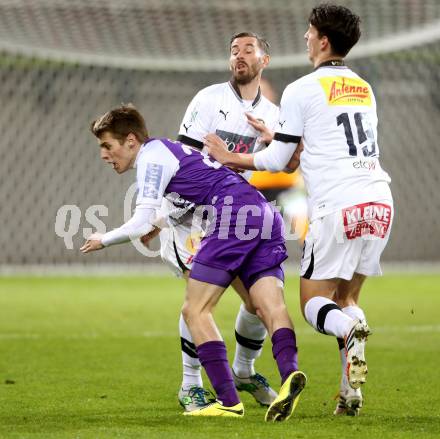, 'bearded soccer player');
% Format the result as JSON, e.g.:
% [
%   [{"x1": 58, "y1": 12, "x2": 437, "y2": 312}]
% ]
[
  {"x1": 143, "y1": 32, "x2": 281, "y2": 411},
  {"x1": 82, "y1": 105, "x2": 306, "y2": 421},
  {"x1": 206, "y1": 4, "x2": 393, "y2": 416}
]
